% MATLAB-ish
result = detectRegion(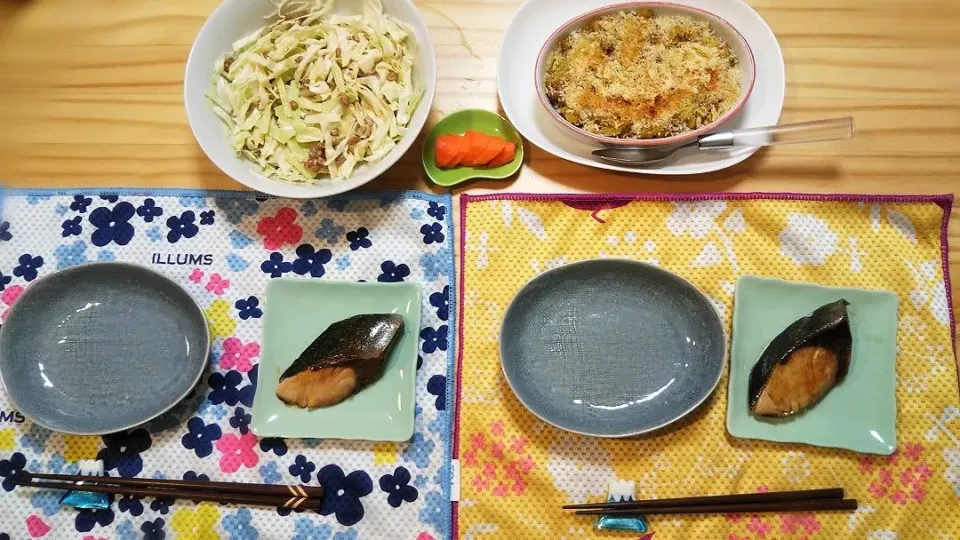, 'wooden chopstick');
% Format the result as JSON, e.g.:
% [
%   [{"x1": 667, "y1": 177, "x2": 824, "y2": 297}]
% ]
[
  {"x1": 563, "y1": 487, "x2": 843, "y2": 511},
  {"x1": 14, "y1": 477, "x2": 320, "y2": 511},
  {"x1": 23, "y1": 472, "x2": 323, "y2": 499},
  {"x1": 575, "y1": 498, "x2": 858, "y2": 516}
]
